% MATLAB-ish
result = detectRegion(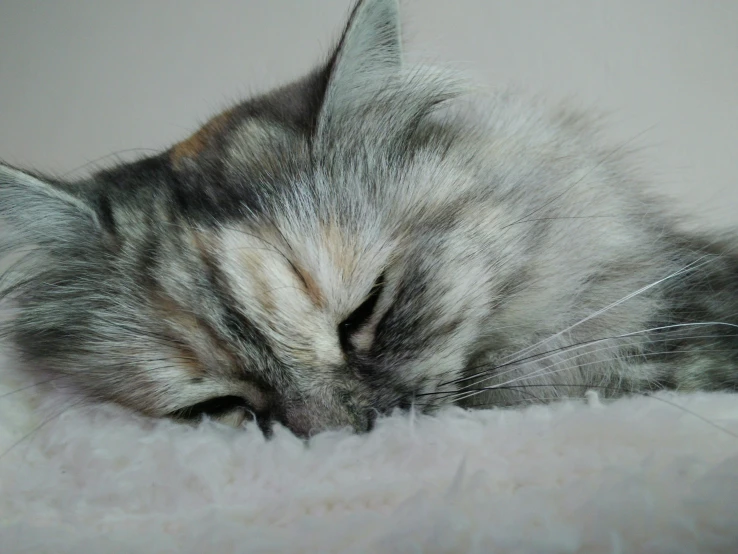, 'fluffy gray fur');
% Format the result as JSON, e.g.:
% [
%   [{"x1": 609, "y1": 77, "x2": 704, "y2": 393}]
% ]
[{"x1": 1, "y1": 0, "x2": 737, "y2": 436}]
